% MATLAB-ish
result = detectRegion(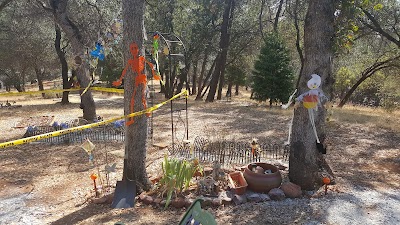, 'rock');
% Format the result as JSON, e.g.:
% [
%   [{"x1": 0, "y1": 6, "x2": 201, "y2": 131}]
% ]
[
  {"x1": 233, "y1": 194, "x2": 247, "y2": 205},
  {"x1": 247, "y1": 193, "x2": 262, "y2": 202},
  {"x1": 218, "y1": 191, "x2": 232, "y2": 205},
  {"x1": 280, "y1": 182, "x2": 302, "y2": 198},
  {"x1": 138, "y1": 192, "x2": 147, "y2": 201},
  {"x1": 154, "y1": 198, "x2": 162, "y2": 205},
  {"x1": 142, "y1": 195, "x2": 154, "y2": 205},
  {"x1": 212, "y1": 198, "x2": 222, "y2": 206},
  {"x1": 185, "y1": 198, "x2": 194, "y2": 208},
  {"x1": 203, "y1": 167, "x2": 213, "y2": 176},
  {"x1": 171, "y1": 197, "x2": 186, "y2": 208},
  {"x1": 268, "y1": 188, "x2": 285, "y2": 201},
  {"x1": 255, "y1": 166, "x2": 264, "y2": 174},
  {"x1": 91, "y1": 193, "x2": 114, "y2": 204},
  {"x1": 259, "y1": 193, "x2": 271, "y2": 201},
  {"x1": 199, "y1": 197, "x2": 213, "y2": 207}
]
